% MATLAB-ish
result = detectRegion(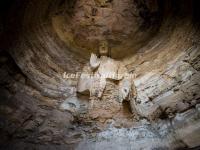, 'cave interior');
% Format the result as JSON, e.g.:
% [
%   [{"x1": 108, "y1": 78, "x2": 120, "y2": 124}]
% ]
[{"x1": 0, "y1": 0, "x2": 200, "y2": 149}]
